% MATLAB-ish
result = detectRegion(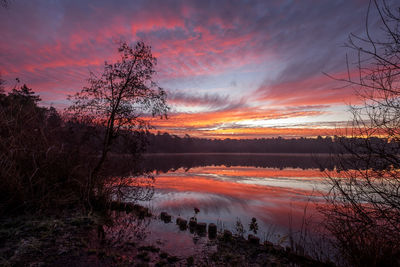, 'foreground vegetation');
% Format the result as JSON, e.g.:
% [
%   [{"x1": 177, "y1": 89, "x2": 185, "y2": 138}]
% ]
[{"x1": 0, "y1": 207, "x2": 334, "y2": 266}]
